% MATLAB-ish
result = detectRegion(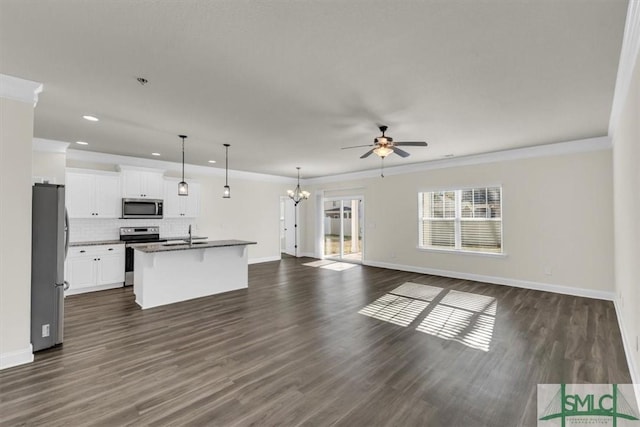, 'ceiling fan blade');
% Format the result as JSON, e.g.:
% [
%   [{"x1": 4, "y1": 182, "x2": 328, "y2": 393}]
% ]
[
  {"x1": 342, "y1": 144, "x2": 375, "y2": 150},
  {"x1": 392, "y1": 147, "x2": 411, "y2": 158},
  {"x1": 360, "y1": 149, "x2": 375, "y2": 159},
  {"x1": 394, "y1": 141, "x2": 428, "y2": 146}
]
